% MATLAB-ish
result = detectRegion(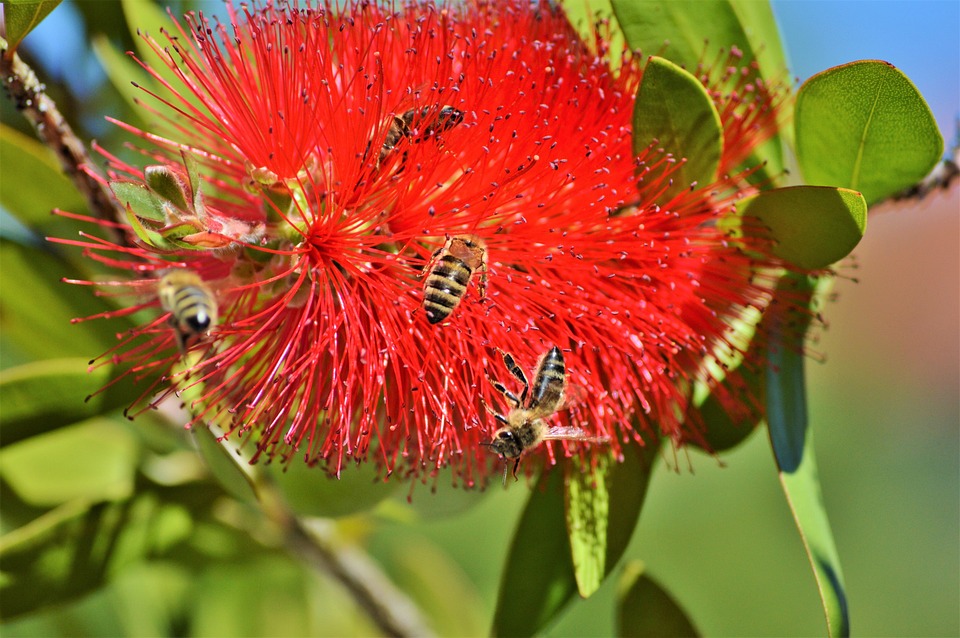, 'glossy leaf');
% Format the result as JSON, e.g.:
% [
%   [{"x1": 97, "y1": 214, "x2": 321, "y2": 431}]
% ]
[
  {"x1": 112, "y1": 181, "x2": 166, "y2": 223},
  {"x1": 270, "y1": 459, "x2": 399, "y2": 518},
  {"x1": 491, "y1": 468, "x2": 576, "y2": 637},
  {"x1": 765, "y1": 274, "x2": 849, "y2": 637},
  {"x1": 795, "y1": 60, "x2": 943, "y2": 206},
  {"x1": 634, "y1": 57, "x2": 722, "y2": 199},
  {"x1": 565, "y1": 453, "x2": 611, "y2": 598},
  {"x1": 0, "y1": 419, "x2": 138, "y2": 506},
  {"x1": 192, "y1": 427, "x2": 259, "y2": 505},
  {"x1": 493, "y1": 440, "x2": 658, "y2": 636},
  {"x1": 0, "y1": 358, "x2": 139, "y2": 448},
  {"x1": 740, "y1": 186, "x2": 867, "y2": 270},
  {"x1": 91, "y1": 33, "x2": 155, "y2": 121},
  {"x1": 610, "y1": 0, "x2": 786, "y2": 82},
  {"x1": 0, "y1": 490, "x2": 195, "y2": 619},
  {"x1": 616, "y1": 560, "x2": 699, "y2": 637},
  {"x1": 145, "y1": 165, "x2": 190, "y2": 212},
  {"x1": 610, "y1": 0, "x2": 788, "y2": 178},
  {"x1": 3, "y1": 1, "x2": 62, "y2": 51},
  {"x1": 0, "y1": 242, "x2": 131, "y2": 361},
  {"x1": 0, "y1": 124, "x2": 87, "y2": 227}
]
